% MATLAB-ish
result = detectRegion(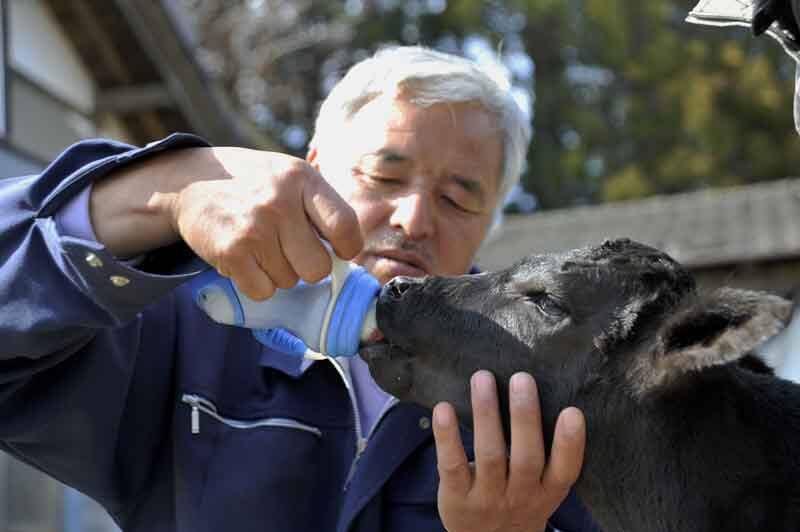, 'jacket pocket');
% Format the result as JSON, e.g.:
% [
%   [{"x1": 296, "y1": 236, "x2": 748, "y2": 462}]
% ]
[
  {"x1": 177, "y1": 393, "x2": 326, "y2": 532},
  {"x1": 181, "y1": 393, "x2": 322, "y2": 437}
]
